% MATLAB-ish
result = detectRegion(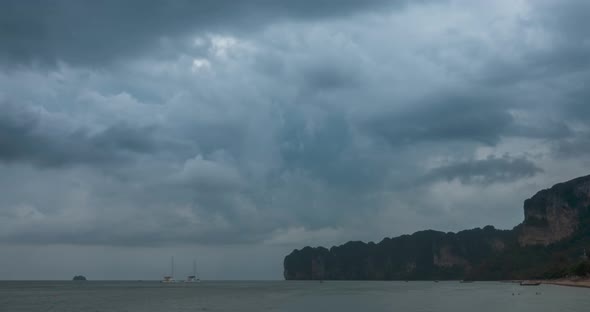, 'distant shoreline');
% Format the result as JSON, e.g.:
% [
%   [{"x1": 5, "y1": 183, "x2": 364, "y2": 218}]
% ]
[{"x1": 542, "y1": 278, "x2": 590, "y2": 289}]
